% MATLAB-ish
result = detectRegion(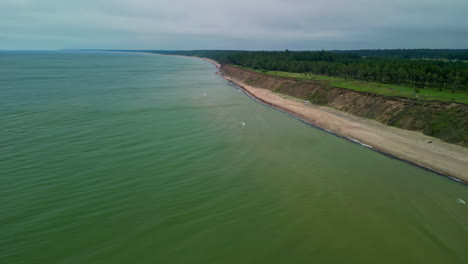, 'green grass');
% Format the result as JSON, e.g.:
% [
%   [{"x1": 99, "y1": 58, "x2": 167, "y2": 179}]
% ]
[{"x1": 237, "y1": 66, "x2": 468, "y2": 104}]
